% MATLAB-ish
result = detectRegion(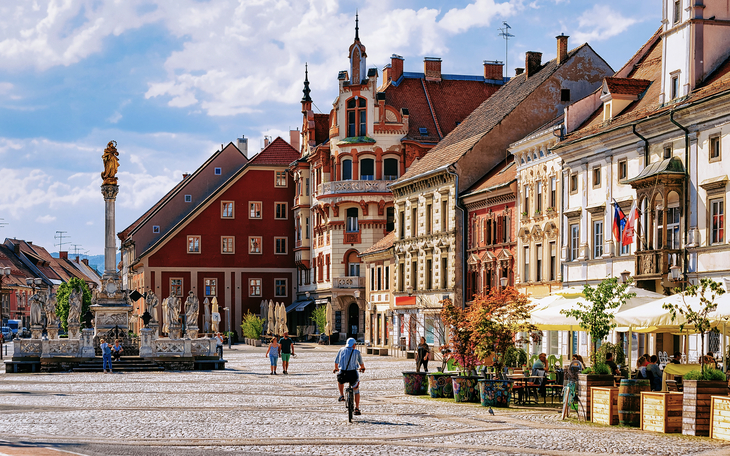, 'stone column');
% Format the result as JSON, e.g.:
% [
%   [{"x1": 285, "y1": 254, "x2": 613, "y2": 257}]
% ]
[
  {"x1": 101, "y1": 184, "x2": 119, "y2": 277},
  {"x1": 80, "y1": 328, "x2": 95, "y2": 358}
]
